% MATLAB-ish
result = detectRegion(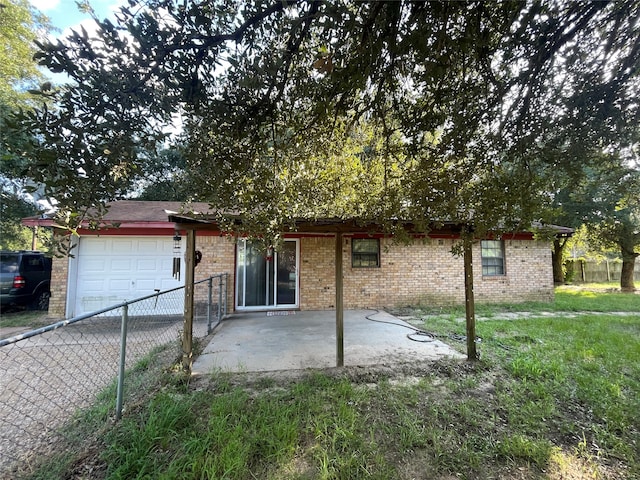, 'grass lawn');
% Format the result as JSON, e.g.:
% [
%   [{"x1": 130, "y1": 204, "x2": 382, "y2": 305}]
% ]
[{"x1": 15, "y1": 288, "x2": 640, "y2": 480}]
